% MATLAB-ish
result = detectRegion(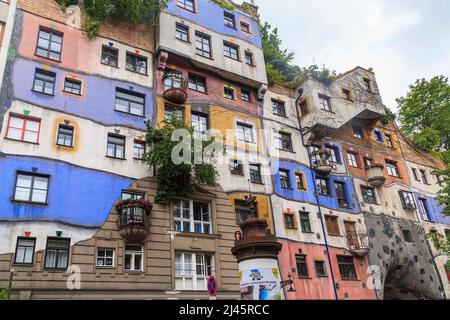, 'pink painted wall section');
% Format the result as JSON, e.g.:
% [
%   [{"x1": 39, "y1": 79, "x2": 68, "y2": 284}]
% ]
[
  {"x1": 157, "y1": 55, "x2": 259, "y2": 116},
  {"x1": 17, "y1": 12, "x2": 153, "y2": 87},
  {"x1": 278, "y1": 239, "x2": 377, "y2": 300}
]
